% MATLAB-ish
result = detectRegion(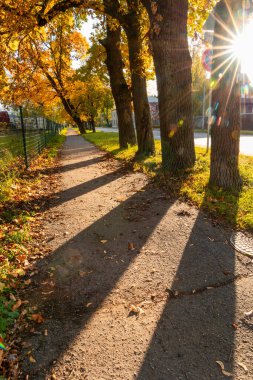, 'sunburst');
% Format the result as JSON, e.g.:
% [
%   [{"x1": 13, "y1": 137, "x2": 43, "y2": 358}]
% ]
[
  {"x1": 232, "y1": 20, "x2": 253, "y2": 84},
  {"x1": 211, "y1": 1, "x2": 253, "y2": 87}
]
